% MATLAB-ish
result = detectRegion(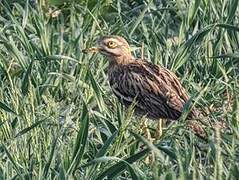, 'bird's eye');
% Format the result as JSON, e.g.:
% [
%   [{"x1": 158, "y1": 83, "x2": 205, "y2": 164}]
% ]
[{"x1": 107, "y1": 41, "x2": 117, "y2": 48}]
